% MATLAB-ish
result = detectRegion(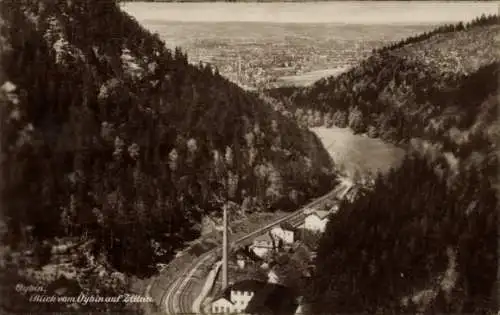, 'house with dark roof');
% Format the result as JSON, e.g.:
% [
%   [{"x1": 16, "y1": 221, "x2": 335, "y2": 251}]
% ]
[
  {"x1": 270, "y1": 222, "x2": 296, "y2": 246},
  {"x1": 211, "y1": 280, "x2": 266, "y2": 314},
  {"x1": 211, "y1": 280, "x2": 298, "y2": 315},
  {"x1": 233, "y1": 246, "x2": 263, "y2": 269},
  {"x1": 250, "y1": 232, "x2": 276, "y2": 258}
]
